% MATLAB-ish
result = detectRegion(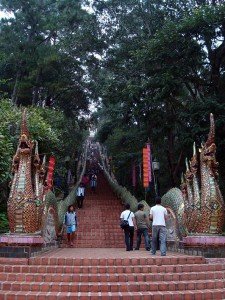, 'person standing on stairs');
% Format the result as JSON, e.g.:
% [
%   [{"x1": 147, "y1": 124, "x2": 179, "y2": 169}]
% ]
[
  {"x1": 77, "y1": 183, "x2": 85, "y2": 209},
  {"x1": 120, "y1": 203, "x2": 135, "y2": 251},
  {"x1": 150, "y1": 196, "x2": 168, "y2": 256},
  {"x1": 90, "y1": 173, "x2": 97, "y2": 192},
  {"x1": 134, "y1": 203, "x2": 150, "y2": 251},
  {"x1": 63, "y1": 205, "x2": 77, "y2": 247}
]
